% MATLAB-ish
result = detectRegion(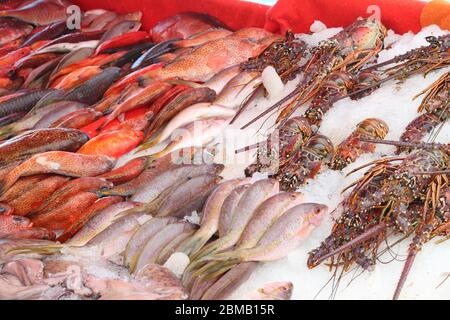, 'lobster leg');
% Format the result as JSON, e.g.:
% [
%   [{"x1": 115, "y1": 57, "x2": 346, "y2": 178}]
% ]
[
  {"x1": 309, "y1": 223, "x2": 386, "y2": 268},
  {"x1": 393, "y1": 249, "x2": 417, "y2": 300}
]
